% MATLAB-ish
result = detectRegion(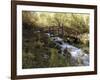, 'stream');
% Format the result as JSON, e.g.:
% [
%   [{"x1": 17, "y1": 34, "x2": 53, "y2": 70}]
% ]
[{"x1": 46, "y1": 33, "x2": 89, "y2": 66}]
